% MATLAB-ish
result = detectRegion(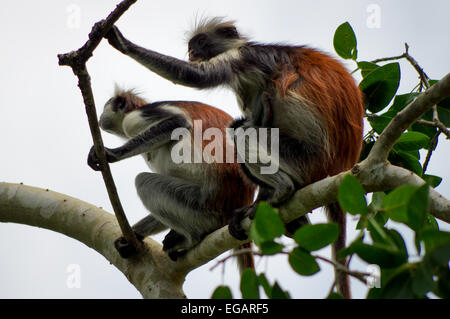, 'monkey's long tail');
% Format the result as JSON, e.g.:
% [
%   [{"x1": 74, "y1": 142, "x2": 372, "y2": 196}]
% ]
[
  {"x1": 235, "y1": 243, "x2": 254, "y2": 274},
  {"x1": 327, "y1": 202, "x2": 350, "y2": 298}
]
